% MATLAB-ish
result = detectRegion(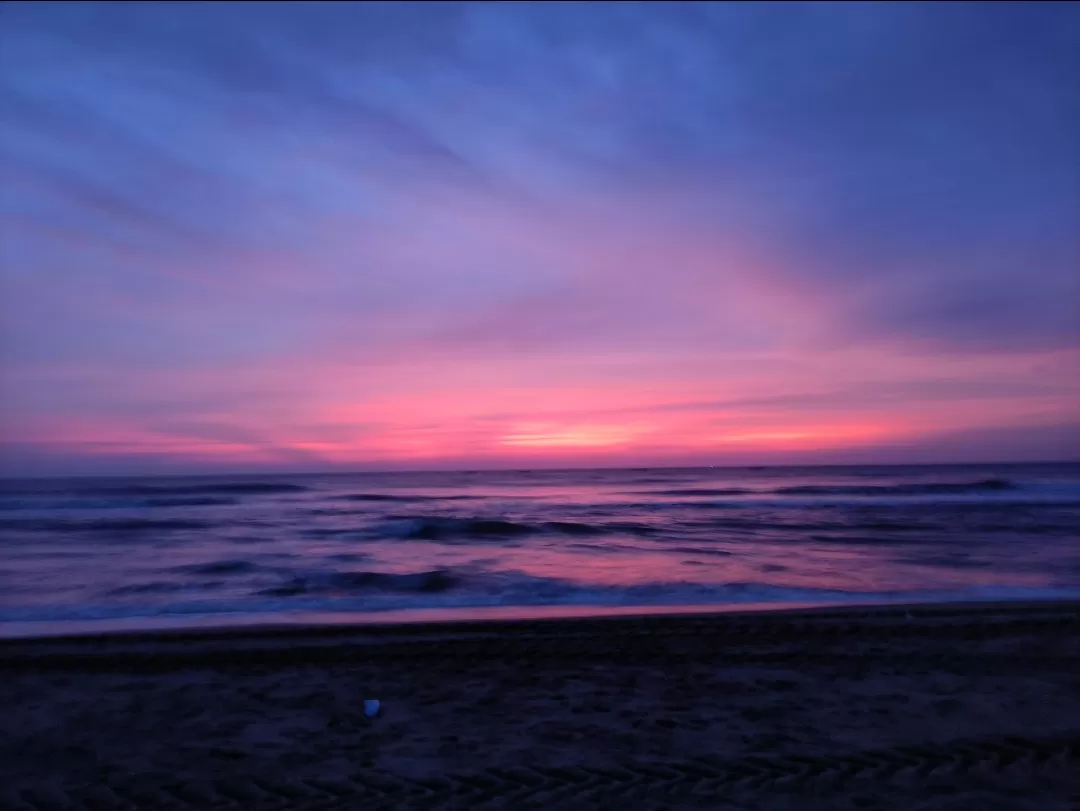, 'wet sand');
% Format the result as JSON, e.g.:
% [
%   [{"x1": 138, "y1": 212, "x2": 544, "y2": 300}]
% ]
[{"x1": 2, "y1": 601, "x2": 1079, "y2": 810}]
